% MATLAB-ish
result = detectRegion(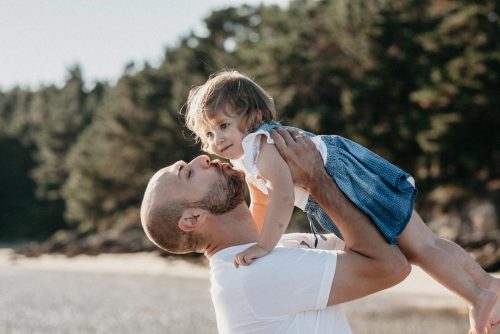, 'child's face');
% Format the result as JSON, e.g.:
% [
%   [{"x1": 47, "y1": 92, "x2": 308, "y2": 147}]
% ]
[{"x1": 203, "y1": 112, "x2": 246, "y2": 160}]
